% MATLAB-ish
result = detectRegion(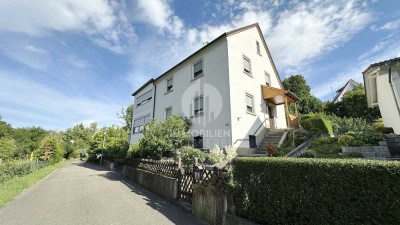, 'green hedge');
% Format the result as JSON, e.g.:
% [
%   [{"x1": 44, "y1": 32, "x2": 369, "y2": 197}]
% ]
[
  {"x1": 301, "y1": 114, "x2": 333, "y2": 135},
  {"x1": 0, "y1": 160, "x2": 50, "y2": 183},
  {"x1": 232, "y1": 157, "x2": 400, "y2": 224}
]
